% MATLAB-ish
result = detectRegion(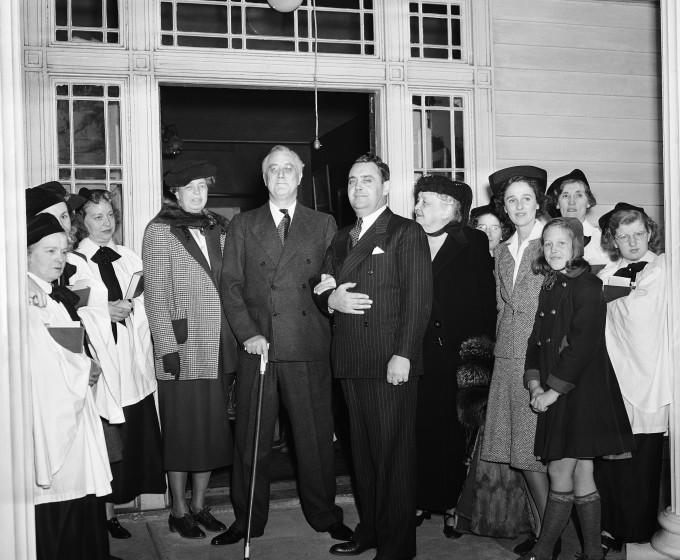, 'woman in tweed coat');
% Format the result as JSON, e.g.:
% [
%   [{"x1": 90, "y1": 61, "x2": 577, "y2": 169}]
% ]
[
  {"x1": 480, "y1": 166, "x2": 551, "y2": 554},
  {"x1": 143, "y1": 160, "x2": 238, "y2": 539}
]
